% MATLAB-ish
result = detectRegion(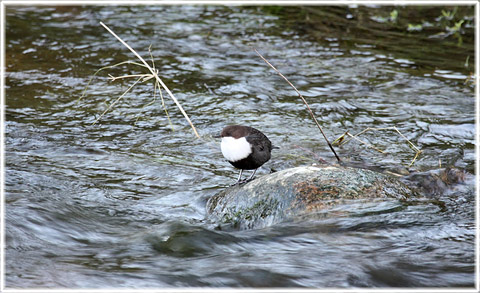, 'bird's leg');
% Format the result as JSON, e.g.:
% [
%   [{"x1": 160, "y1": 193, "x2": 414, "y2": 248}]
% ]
[
  {"x1": 231, "y1": 169, "x2": 257, "y2": 186},
  {"x1": 237, "y1": 169, "x2": 244, "y2": 183},
  {"x1": 230, "y1": 169, "x2": 244, "y2": 186},
  {"x1": 245, "y1": 169, "x2": 257, "y2": 182}
]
